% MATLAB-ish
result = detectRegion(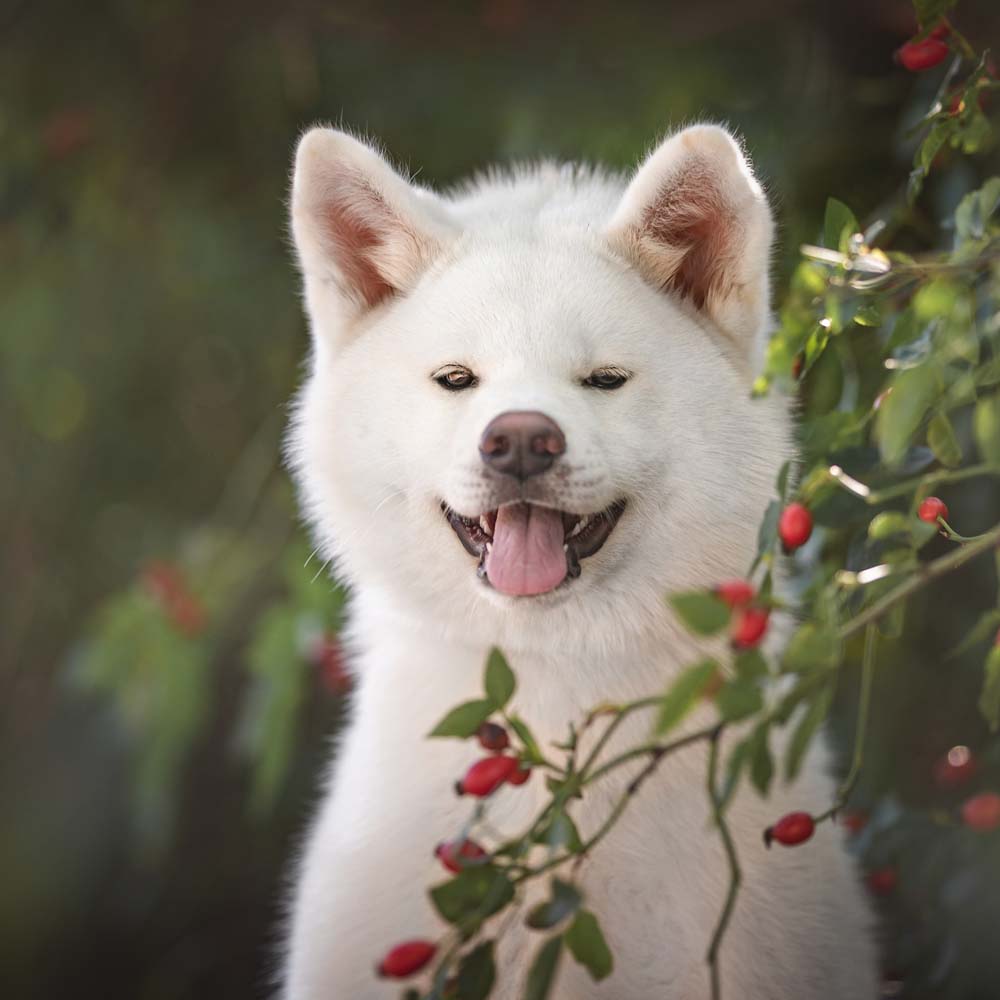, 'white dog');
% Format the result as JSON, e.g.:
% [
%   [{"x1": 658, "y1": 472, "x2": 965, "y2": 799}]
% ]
[{"x1": 281, "y1": 123, "x2": 877, "y2": 999}]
